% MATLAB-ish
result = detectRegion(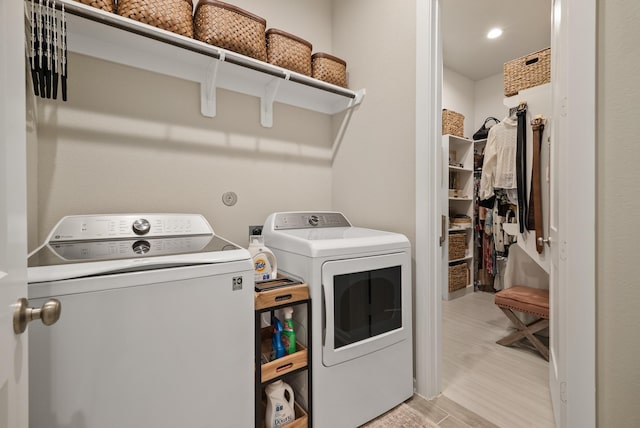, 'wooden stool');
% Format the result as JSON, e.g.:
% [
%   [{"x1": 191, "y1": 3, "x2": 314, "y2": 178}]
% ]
[{"x1": 494, "y1": 285, "x2": 550, "y2": 361}]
